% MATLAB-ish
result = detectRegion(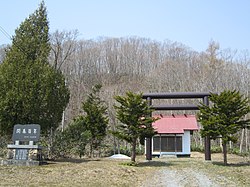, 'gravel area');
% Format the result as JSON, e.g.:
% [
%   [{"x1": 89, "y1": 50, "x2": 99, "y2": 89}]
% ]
[
  {"x1": 143, "y1": 168, "x2": 224, "y2": 187},
  {"x1": 141, "y1": 154, "x2": 242, "y2": 187}
]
